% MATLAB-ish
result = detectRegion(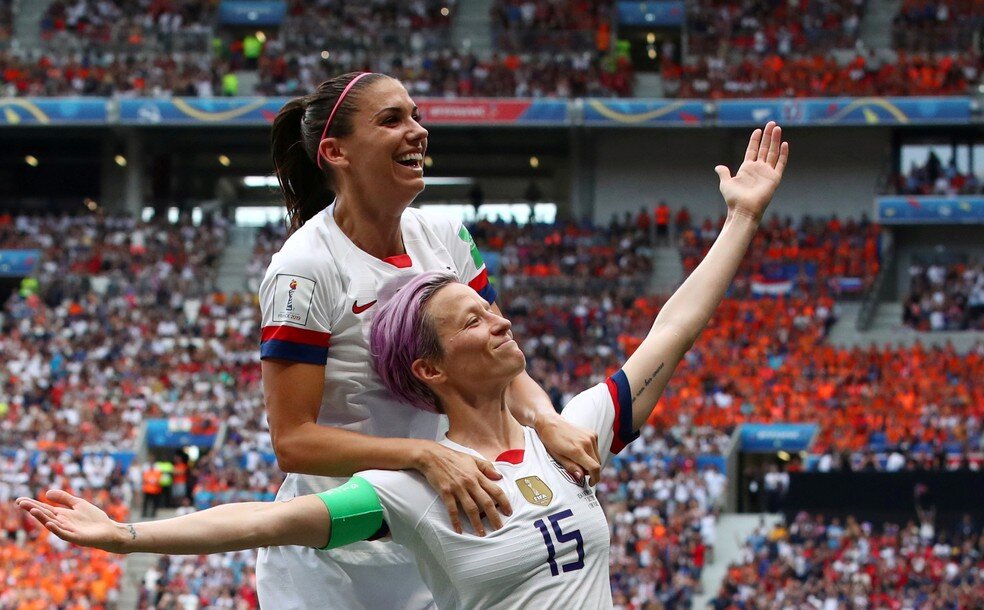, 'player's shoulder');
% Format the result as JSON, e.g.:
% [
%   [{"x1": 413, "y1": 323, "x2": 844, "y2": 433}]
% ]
[
  {"x1": 357, "y1": 469, "x2": 432, "y2": 500},
  {"x1": 356, "y1": 469, "x2": 437, "y2": 525},
  {"x1": 562, "y1": 380, "x2": 611, "y2": 417},
  {"x1": 403, "y1": 206, "x2": 460, "y2": 237},
  {"x1": 263, "y1": 214, "x2": 344, "y2": 286}
]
